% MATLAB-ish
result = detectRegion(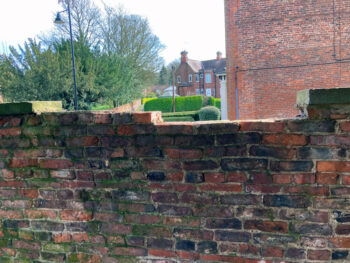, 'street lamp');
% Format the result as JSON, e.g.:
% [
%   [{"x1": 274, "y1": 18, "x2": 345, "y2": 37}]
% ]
[{"x1": 55, "y1": 1, "x2": 78, "y2": 110}]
